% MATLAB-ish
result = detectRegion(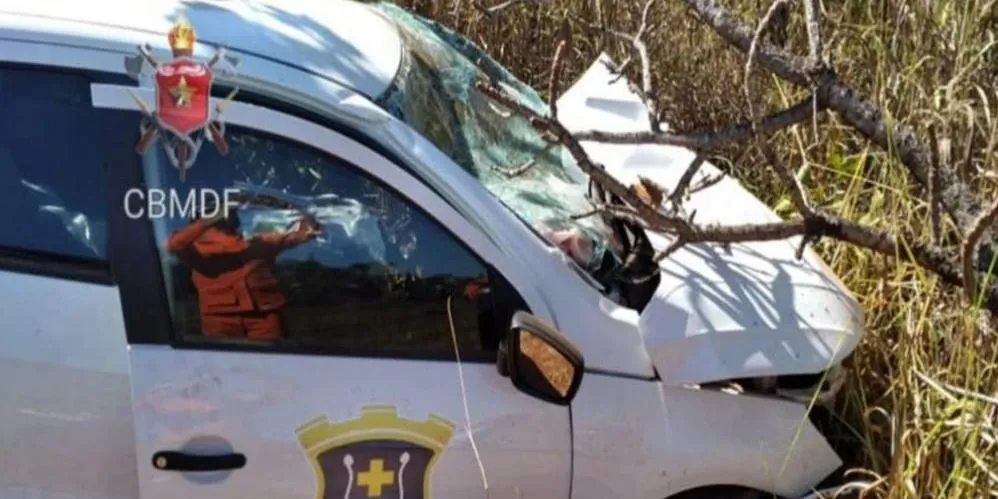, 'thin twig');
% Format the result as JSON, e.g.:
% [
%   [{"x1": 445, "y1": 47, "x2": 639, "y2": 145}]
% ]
[
  {"x1": 802, "y1": 0, "x2": 823, "y2": 67},
  {"x1": 596, "y1": 0, "x2": 661, "y2": 132},
  {"x1": 547, "y1": 19, "x2": 571, "y2": 119},
  {"x1": 744, "y1": 0, "x2": 792, "y2": 127},
  {"x1": 548, "y1": 39, "x2": 567, "y2": 118},
  {"x1": 607, "y1": 57, "x2": 634, "y2": 84},
  {"x1": 636, "y1": 0, "x2": 659, "y2": 132},
  {"x1": 761, "y1": 142, "x2": 811, "y2": 213},
  {"x1": 669, "y1": 154, "x2": 707, "y2": 206},
  {"x1": 743, "y1": 0, "x2": 818, "y2": 259},
  {"x1": 760, "y1": 141, "x2": 816, "y2": 260},
  {"x1": 654, "y1": 236, "x2": 687, "y2": 262},
  {"x1": 914, "y1": 370, "x2": 998, "y2": 407},
  {"x1": 473, "y1": 0, "x2": 537, "y2": 16},
  {"x1": 689, "y1": 172, "x2": 726, "y2": 194},
  {"x1": 492, "y1": 143, "x2": 555, "y2": 177}
]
